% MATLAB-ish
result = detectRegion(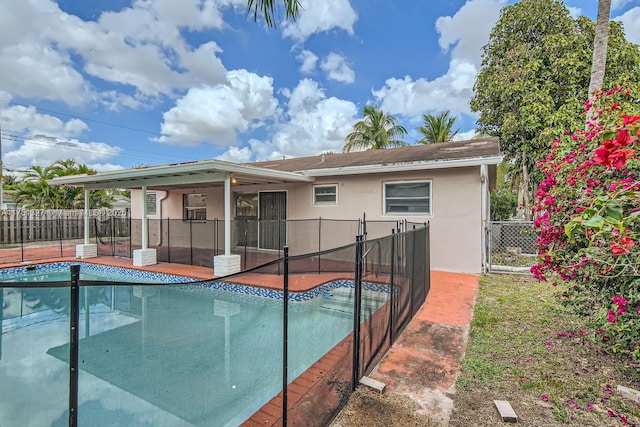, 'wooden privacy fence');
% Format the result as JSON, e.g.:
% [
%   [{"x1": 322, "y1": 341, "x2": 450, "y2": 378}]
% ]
[{"x1": 0, "y1": 209, "x2": 129, "y2": 245}]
